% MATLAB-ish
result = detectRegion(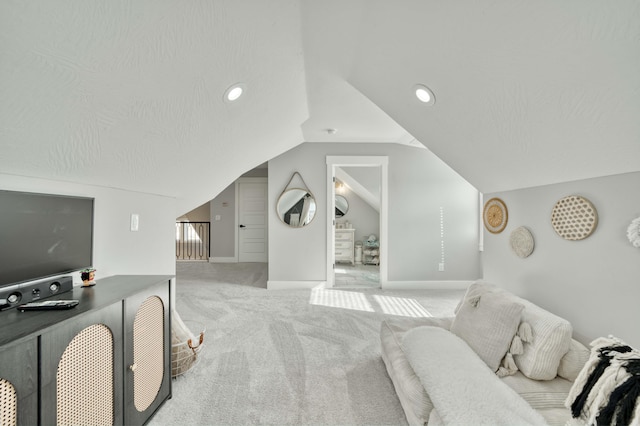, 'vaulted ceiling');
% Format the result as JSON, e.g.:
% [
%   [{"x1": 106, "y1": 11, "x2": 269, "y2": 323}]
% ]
[{"x1": 2, "y1": 1, "x2": 638, "y2": 215}]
